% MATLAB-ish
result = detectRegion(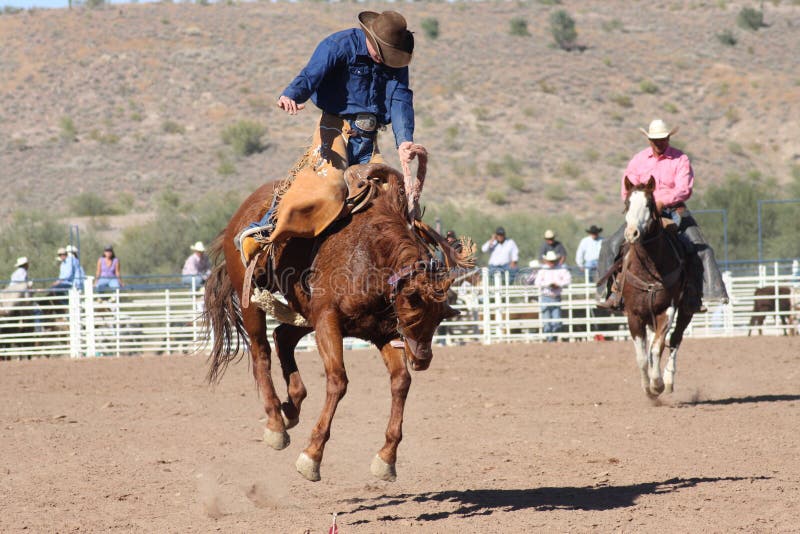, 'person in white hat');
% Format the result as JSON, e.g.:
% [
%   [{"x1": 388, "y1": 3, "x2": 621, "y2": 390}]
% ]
[
  {"x1": 597, "y1": 119, "x2": 728, "y2": 312},
  {"x1": 533, "y1": 250, "x2": 572, "y2": 342},
  {"x1": 51, "y1": 244, "x2": 85, "y2": 292},
  {"x1": 10, "y1": 257, "x2": 29, "y2": 284},
  {"x1": 182, "y1": 241, "x2": 211, "y2": 286},
  {"x1": 537, "y1": 229, "x2": 568, "y2": 266}
]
